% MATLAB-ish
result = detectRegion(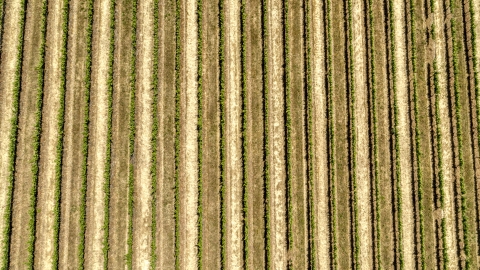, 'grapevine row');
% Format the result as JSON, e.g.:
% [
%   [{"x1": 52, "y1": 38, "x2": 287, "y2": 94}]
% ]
[
  {"x1": 448, "y1": 0, "x2": 471, "y2": 267},
  {"x1": 408, "y1": 0, "x2": 426, "y2": 267},
  {"x1": 261, "y1": 0, "x2": 270, "y2": 267},
  {"x1": 174, "y1": 0, "x2": 181, "y2": 267},
  {"x1": 367, "y1": 0, "x2": 381, "y2": 267},
  {"x1": 283, "y1": 0, "x2": 292, "y2": 267},
  {"x1": 304, "y1": 0, "x2": 316, "y2": 268},
  {"x1": 387, "y1": 0, "x2": 405, "y2": 267},
  {"x1": 126, "y1": 0, "x2": 137, "y2": 268},
  {"x1": 1, "y1": 0, "x2": 27, "y2": 267},
  {"x1": 218, "y1": 0, "x2": 226, "y2": 267},
  {"x1": 52, "y1": 0, "x2": 70, "y2": 267},
  {"x1": 78, "y1": 0, "x2": 94, "y2": 267},
  {"x1": 240, "y1": 0, "x2": 248, "y2": 267},
  {"x1": 149, "y1": 0, "x2": 160, "y2": 268},
  {"x1": 429, "y1": 0, "x2": 448, "y2": 266},
  {"x1": 346, "y1": 0, "x2": 360, "y2": 266},
  {"x1": 325, "y1": 0, "x2": 337, "y2": 267},
  {"x1": 101, "y1": 0, "x2": 117, "y2": 267},
  {"x1": 26, "y1": 0, "x2": 49, "y2": 267},
  {"x1": 196, "y1": 0, "x2": 203, "y2": 267}
]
